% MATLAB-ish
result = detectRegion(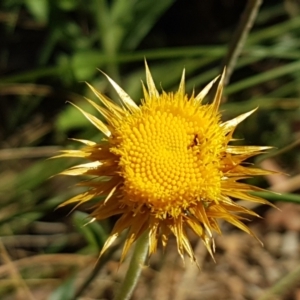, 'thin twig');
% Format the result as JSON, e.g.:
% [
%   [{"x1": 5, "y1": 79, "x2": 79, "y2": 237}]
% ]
[
  {"x1": 222, "y1": 0, "x2": 263, "y2": 88},
  {"x1": 0, "y1": 254, "x2": 95, "y2": 278},
  {"x1": 1, "y1": 233, "x2": 81, "y2": 248},
  {"x1": 0, "y1": 83, "x2": 53, "y2": 96},
  {"x1": 0, "y1": 241, "x2": 36, "y2": 300},
  {"x1": 0, "y1": 146, "x2": 60, "y2": 160}
]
